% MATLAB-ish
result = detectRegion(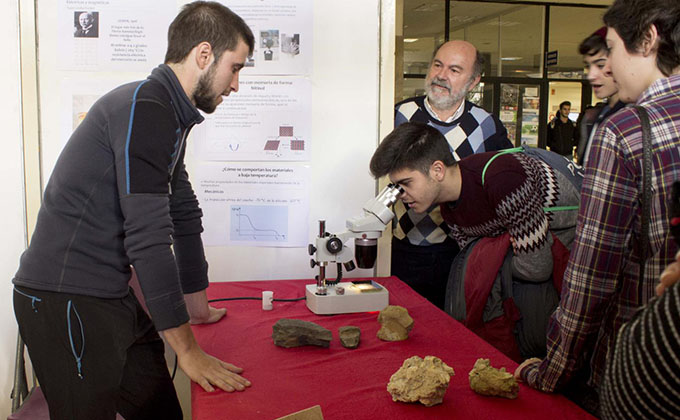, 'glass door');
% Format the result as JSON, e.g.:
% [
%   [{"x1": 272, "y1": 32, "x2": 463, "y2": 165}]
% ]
[
  {"x1": 467, "y1": 82, "x2": 494, "y2": 115},
  {"x1": 547, "y1": 81, "x2": 583, "y2": 123},
  {"x1": 499, "y1": 83, "x2": 541, "y2": 147}
]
